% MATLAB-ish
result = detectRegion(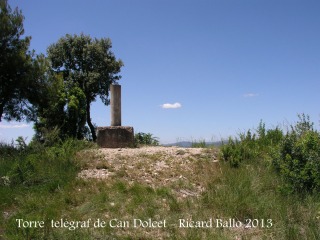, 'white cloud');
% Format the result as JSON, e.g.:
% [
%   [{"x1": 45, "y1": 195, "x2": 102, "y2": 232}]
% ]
[
  {"x1": 161, "y1": 102, "x2": 182, "y2": 109},
  {"x1": 0, "y1": 123, "x2": 29, "y2": 129},
  {"x1": 243, "y1": 93, "x2": 259, "y2": 98}
]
